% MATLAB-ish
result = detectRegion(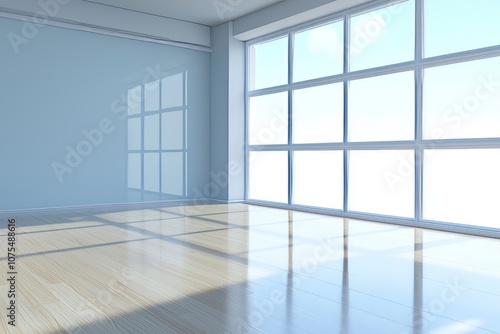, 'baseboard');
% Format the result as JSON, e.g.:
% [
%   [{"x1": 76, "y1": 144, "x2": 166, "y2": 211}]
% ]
[{"x1": 0, "y1": 198, "x2": 217, "y2": 216}]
